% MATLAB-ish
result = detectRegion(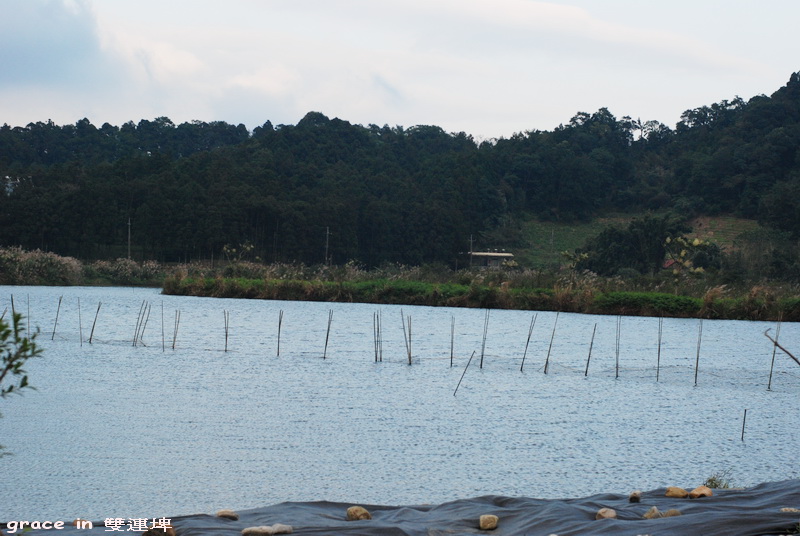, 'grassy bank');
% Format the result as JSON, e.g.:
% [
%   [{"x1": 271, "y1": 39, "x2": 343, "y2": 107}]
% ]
[
  {"x1": 162, "y1": 273, "x2": 800, "y2": 321},
  {"x1": 3, "y1": 247, "x2": 799, "y2": 321},
  {"x1": 0, "y1": 247, "x2": 164, "y2": 287}
]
